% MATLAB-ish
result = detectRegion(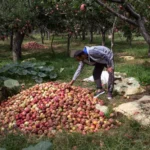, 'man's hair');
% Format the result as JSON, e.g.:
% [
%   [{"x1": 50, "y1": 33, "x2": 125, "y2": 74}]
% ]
[{"x1": 73, "y1": 50, "x2": 84, "y2": 58}]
